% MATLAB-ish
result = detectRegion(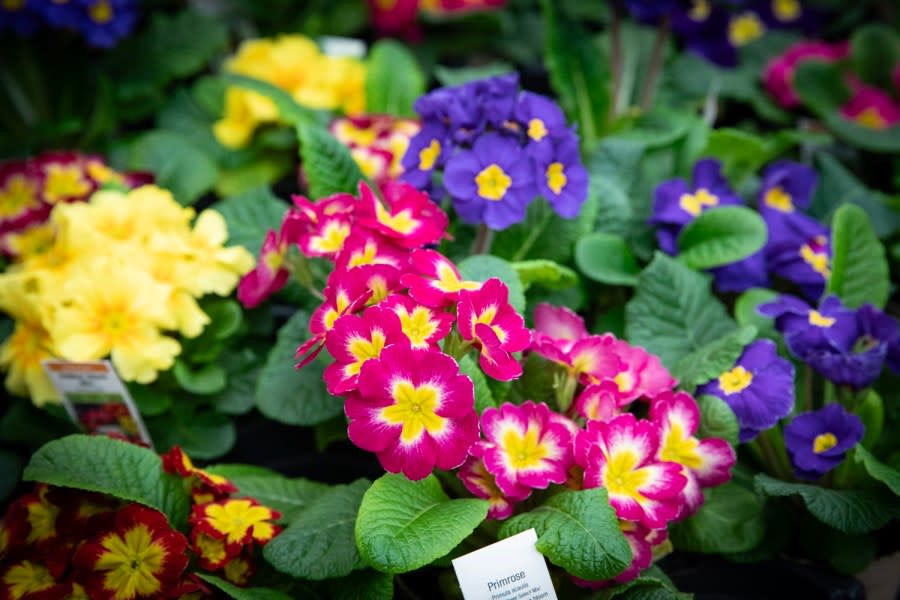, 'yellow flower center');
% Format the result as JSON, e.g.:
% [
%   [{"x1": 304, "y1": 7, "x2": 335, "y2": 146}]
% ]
[
  {"x1": 678, "y1": 187, "x2": 719, "y2": 216},
  {"x1": 604, "y1": 450, "x2": 649, "y2": 500},
  {"x1": 3, "y1": 561, "x2": 56, "y2": 598},
  {"x1": 262, "y1": 249, "x2": 284, "y2": 273},
  {"x1": 398, "y1": 307, "x2": 438, "y2": 347},
  {"x1": 501, "y1": 427, "x2": 549, "y2": 470},
  {"x1": 345, "y1": 331, "x2": 387, "y2": 377},
  {"x1": 773, "y1": 0, "x2": 800, "y2": 21},
  {"x1": 719, "y1": 365, "x2": 753, "y2": 395},
  {"x1": 323, "y1": 293, "x2": 351, "y2": 330},
  {"x1": 352, "y1": 149, "x2": 386, "y2": 179},
  {"x1": 473, "y1": 304, "x2": 507, "y2": 344},
  {"x1": 347, "y1": 241, "x2": 379, "y2": 268},
  {"x1": 2, "y1": 0, "x2": 25, "y2": 10},
  {"x1": 367, "y1": 275, "x2": 390, "y2": 305},
  {"x1": 854, "y1": 107, "x2": 888, "y2": 130},
  {"x1": 764, "y1": 186, "x2": 794, "y2": 212},
  {"x1": 43, "y1": 164, "x2": 92, "y2": 204},
  {"x1": 813, "y1": 432, "x2": 838, "y2": 454},
  {"x1": 203, "y1": 500, "x2": 274, "y2": 545},
  {"x1": 25, "y1": 496, "x2": 59, "y2": 544},
  {"x1": 336, "y1": 121, "x2": 378, "y2": 146},
  {"x1": 96, "y1": 525, "x2": 166, "y2": 600},
  {"x1": 729, "y1": 12, "x2": 766, "y2": 47},
  {"x1": 800, "y1": 244, "x2": 831, "y2": 277},
  {"x1": 475, "y1": 164, "x2": 512, "y2": 201},
  {"x1": 545, "y1": 162, "x2": 567, "y2": 195},
  {"x1": 381, "y1": 380, "x2": 446, "y2": 443},
  {"x1": 418, "y1": 139, "x2": 442, "y2": 172},
  {"x1": 309, "y1": 221, "x2": 350, "y2": 254},
  {"x1": 0, "y1": 174, "x2": 41, "y2": 219},
  {"x1": 89, "y1": 0, "x2": 114, "y2": 24},
  {"x1": 375, "y1": 202, "x2": 417, "y2": 234},
  {"x1": 689, "y1": 0, "x2": 710, "y2": 20},
  {"x1": 808, "y1": 310, "x2": 835, "y2": 328},
  {"x1": 434, "y1": 262, "x2": 481, "y2": 293},
  {"x1": 614, "y1": 371, "x2": 635, "y2": 393},
  {"x1": 660, "y1": 422, "x2": 703, "y2": 469},
  {"x1": 527, "y1": 119, "x2": 548, "y2": 142}
]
